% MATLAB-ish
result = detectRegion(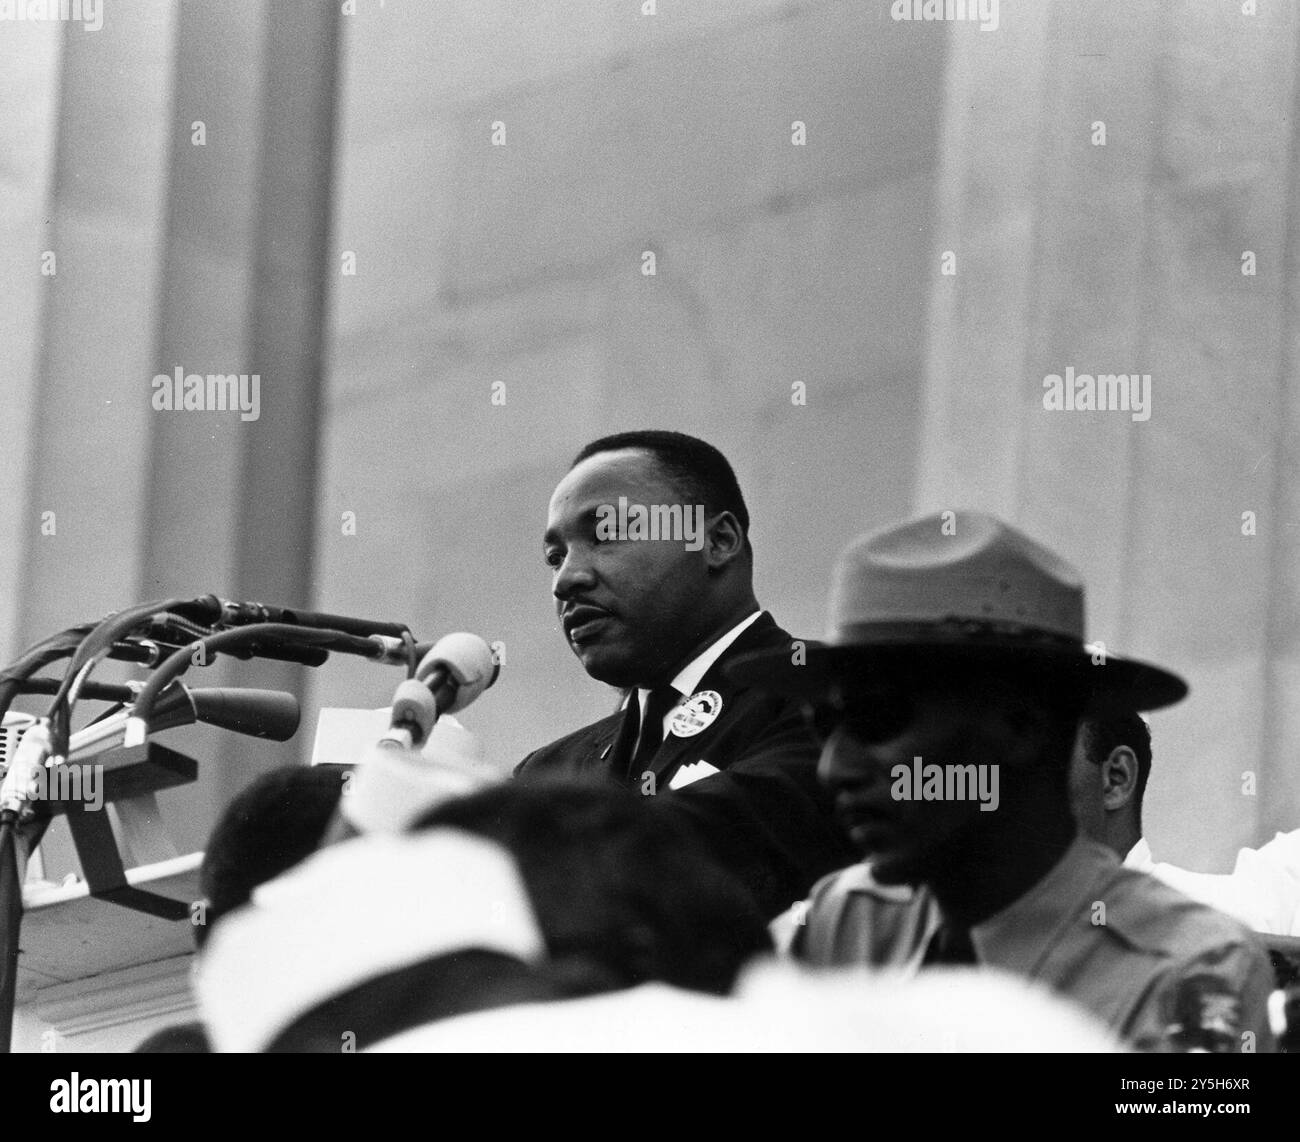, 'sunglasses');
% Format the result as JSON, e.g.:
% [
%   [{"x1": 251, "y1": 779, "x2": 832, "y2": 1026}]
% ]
[{"x1": 801, "y1": 686, "x2": 917, "y2": 746}]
